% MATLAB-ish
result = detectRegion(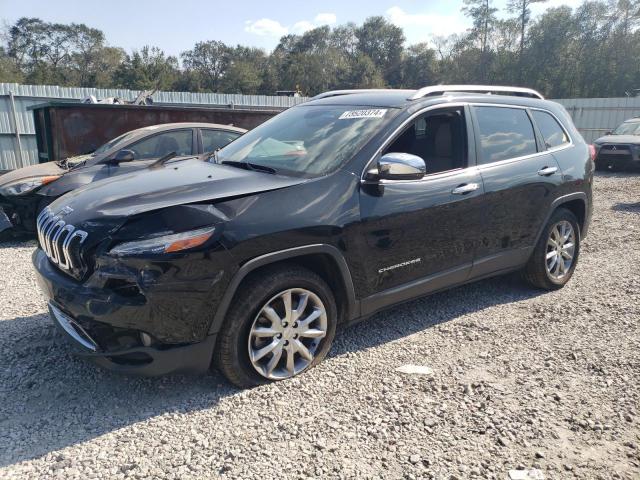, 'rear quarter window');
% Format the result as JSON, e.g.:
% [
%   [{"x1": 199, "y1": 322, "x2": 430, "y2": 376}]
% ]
[
  {"x1": 475, "y1": 106, "x2": 538, "y2": 164},
  {"x1": 531, "y1": 110, "x2": 570, "y2": 148}
]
